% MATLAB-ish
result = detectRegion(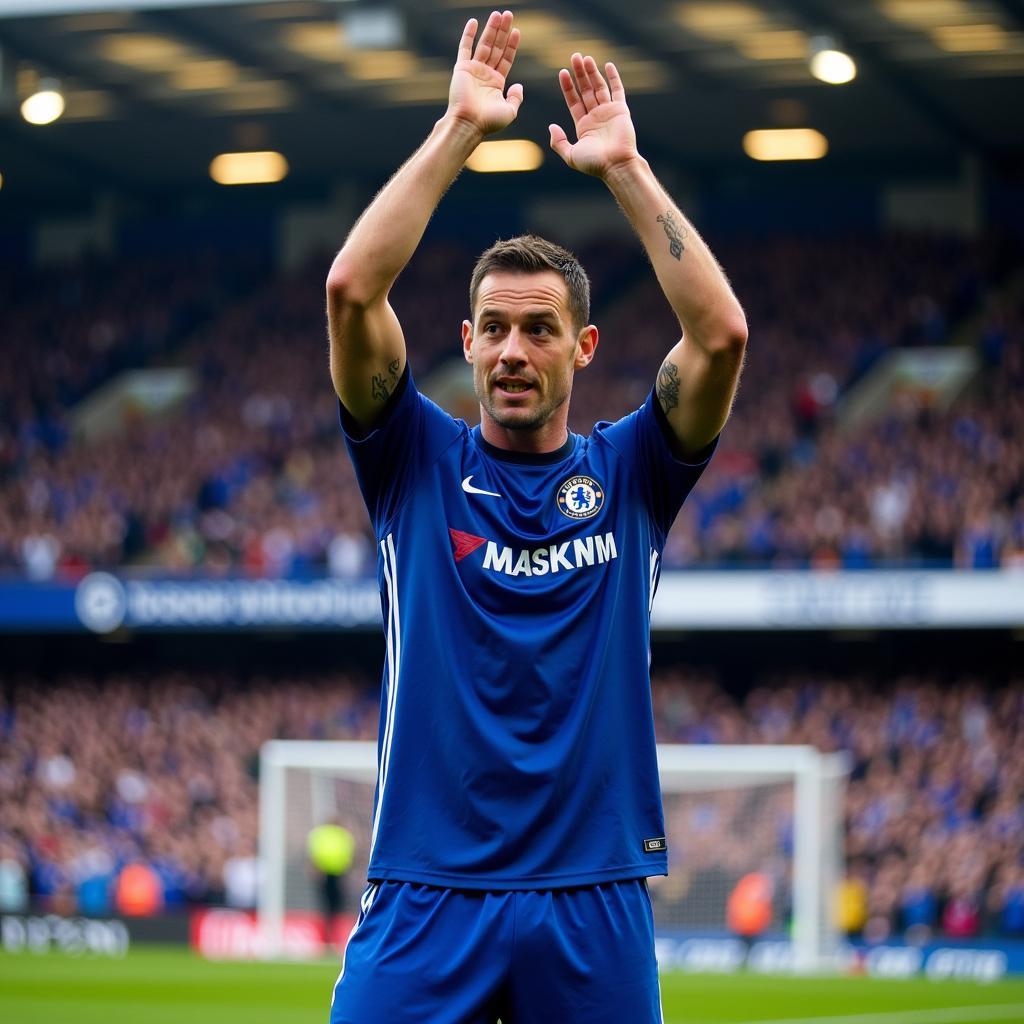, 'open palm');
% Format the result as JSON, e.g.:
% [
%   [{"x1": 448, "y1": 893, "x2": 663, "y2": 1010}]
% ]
[
  {"x1": 550, "y1": 54, "x2": 639, "y2": 179},
  {"x1": 448, "y1": 11, "x2": 524, "y2": 137}
]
